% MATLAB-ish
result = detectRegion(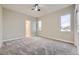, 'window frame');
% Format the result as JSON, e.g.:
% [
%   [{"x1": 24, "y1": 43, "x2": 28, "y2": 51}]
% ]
[{"x1": 60, "y1": 14, "x2": 71, "y2": 32}]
